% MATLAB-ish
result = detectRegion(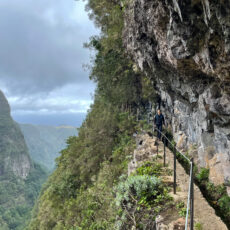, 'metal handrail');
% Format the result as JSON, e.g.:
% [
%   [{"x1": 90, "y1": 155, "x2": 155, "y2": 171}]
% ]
[
  {"x1": 154, "y1": 127, "x2": 190, "y2": 162},
  {"x1": 185, "y1": 161, "x2": 193, "y2": 230},
  {"x1": 152, "y1": 126, "x2": 194, "y2": 230}
]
